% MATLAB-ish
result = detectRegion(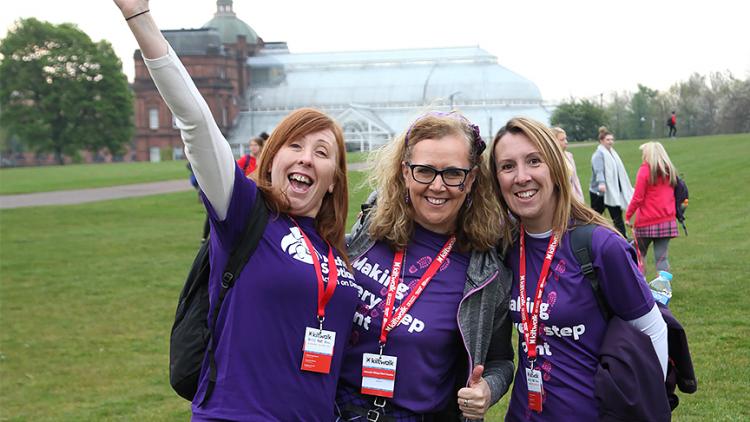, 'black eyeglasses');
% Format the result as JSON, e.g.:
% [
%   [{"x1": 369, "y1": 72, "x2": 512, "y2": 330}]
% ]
[{"x1": 406, "y1": 163, "x2": 471, "y2": 187}]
